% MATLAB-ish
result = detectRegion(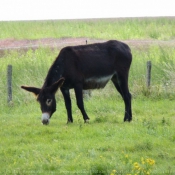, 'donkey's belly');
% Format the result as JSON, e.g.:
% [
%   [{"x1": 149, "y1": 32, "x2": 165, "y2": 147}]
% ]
[{"x1": 83, "y1": 74, "x2": 113, "y2": 89}]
